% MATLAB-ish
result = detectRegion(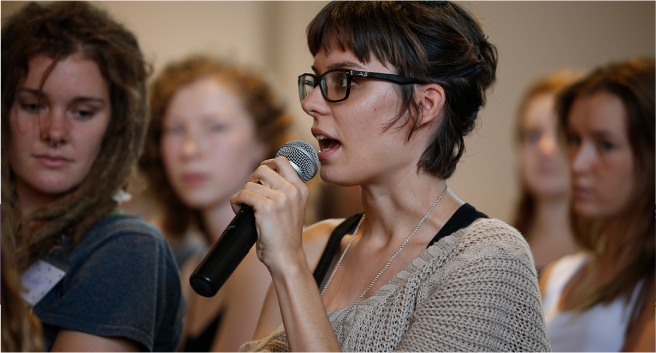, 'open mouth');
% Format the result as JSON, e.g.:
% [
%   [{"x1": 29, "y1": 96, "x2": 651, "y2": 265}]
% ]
[{"x1": 317, "y1": 135, "x2": 341, "y2": 152}]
